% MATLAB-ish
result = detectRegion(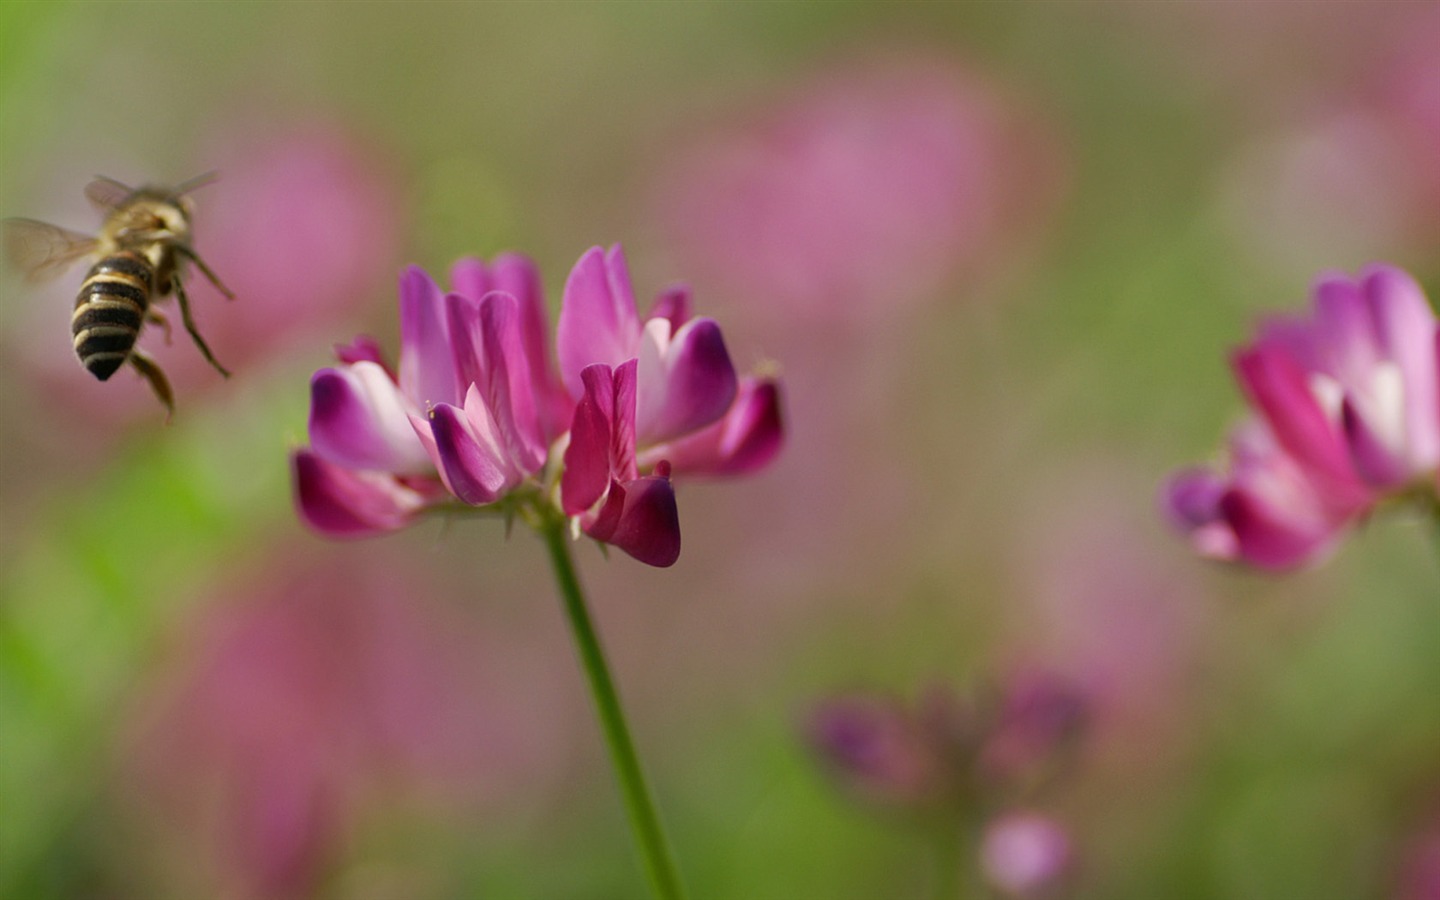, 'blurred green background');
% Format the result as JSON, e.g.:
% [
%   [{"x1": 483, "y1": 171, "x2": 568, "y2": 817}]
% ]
[{"x1": 2, "y1": 2, "x2": 1438, "y2": 898}]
